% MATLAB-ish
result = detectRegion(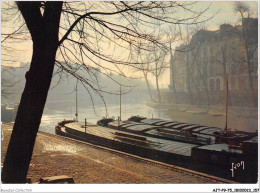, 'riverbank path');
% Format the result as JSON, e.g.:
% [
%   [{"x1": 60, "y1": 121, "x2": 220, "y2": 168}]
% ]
[{"x1": 1, "y1": 123, "x2": 228, "y2": 184}]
